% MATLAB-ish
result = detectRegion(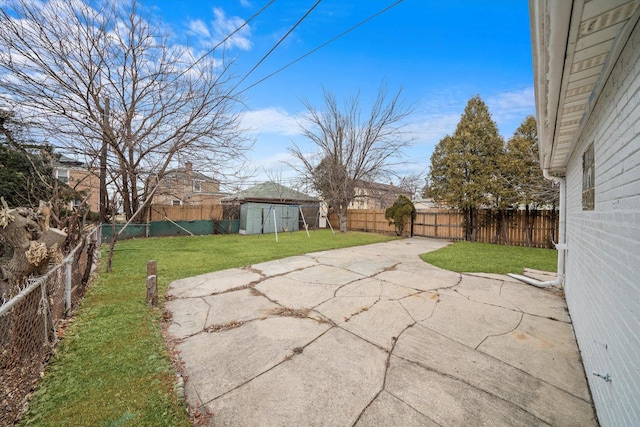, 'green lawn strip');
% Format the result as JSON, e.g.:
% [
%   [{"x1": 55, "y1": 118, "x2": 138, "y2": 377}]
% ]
[
  {"x1": 420, "y1": 241, "x2": 557, "y2": 274},
  {"x1": 21, "y1": 230, "x2": 397, "y2": 426}
]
